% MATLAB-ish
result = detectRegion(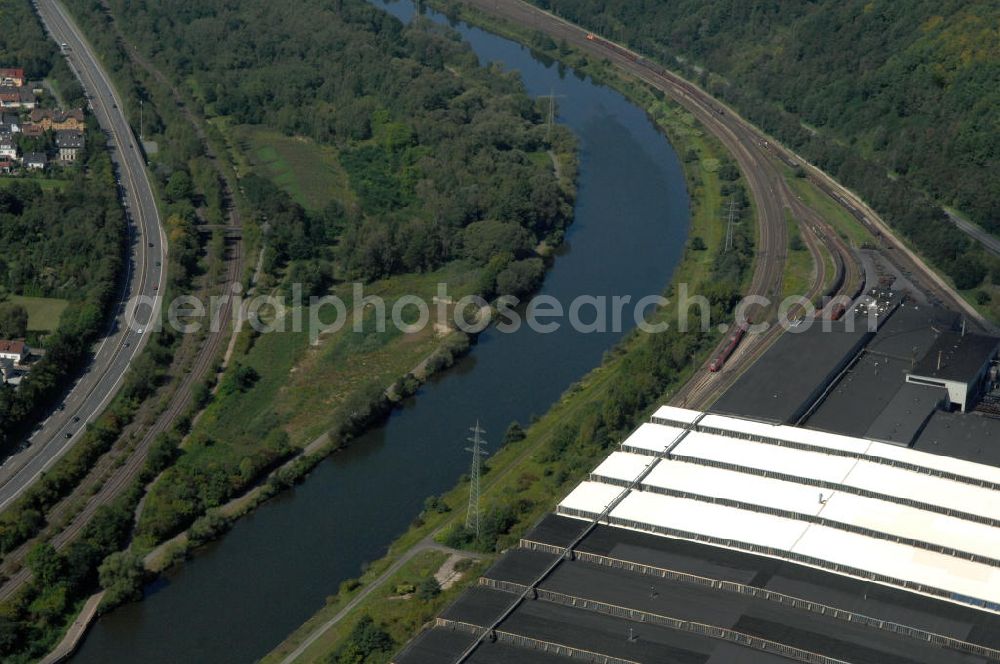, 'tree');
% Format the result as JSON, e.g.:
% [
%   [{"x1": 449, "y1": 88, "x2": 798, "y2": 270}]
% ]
[
  {"x1": 952, "y1": 257, "x2": 986, "y2": 290},
  {"x1": 416, "y1": 576, "x2": 441, "y2": 600},
  {"x1": 503, "y1": 421, "x2": 526, "y2": 445},
  {"x1": 165, "y1": 169, "x2": 194, "y2": 203},
  {"x1": 690, "y1": 236, "x2": 707, "y2": 251},
  {"x1": 0, "y1": 303, "x2": 28, "y2": 338},
  {"x1": 98, "y1": 551, "x2": 146, "y2": 609},
  {"x1": 495, "y1": 258, "x2": 545, "y2": 297},
  {"x1": 26, "y1": 542, "x2": 63, "y2": 586},
  {"x1": 462, "y1": 220, "x2": 534, "y2": 263},
  {"x1": 331, "y1": 615, "x2": 393, "y2": 664}
]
